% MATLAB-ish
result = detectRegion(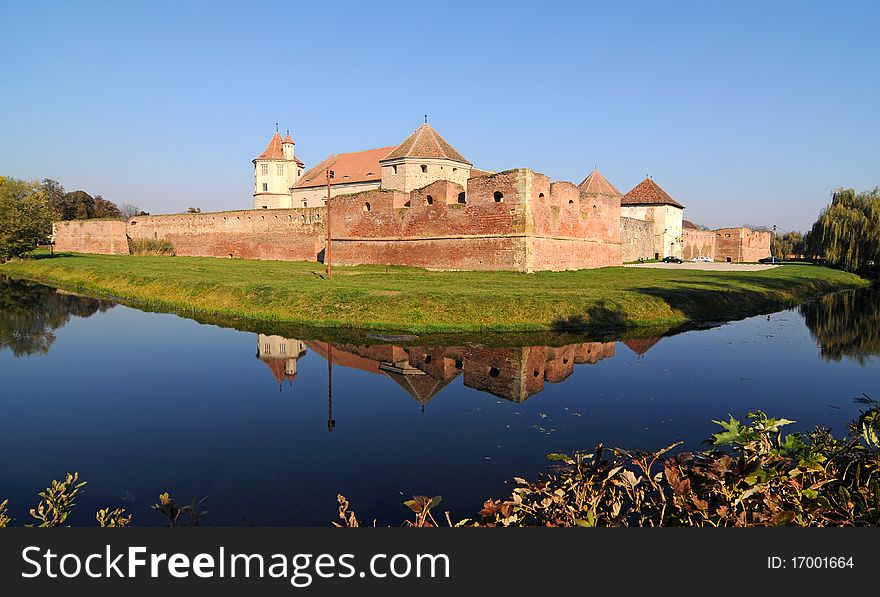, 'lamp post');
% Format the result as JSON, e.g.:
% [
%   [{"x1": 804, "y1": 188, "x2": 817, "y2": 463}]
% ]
[
  {"x1": 325, "y1": 168, "x2": 334, "y2": 279},
  {"x1": 773, "y1": 224, "x2": 778, "y2": 261}
]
